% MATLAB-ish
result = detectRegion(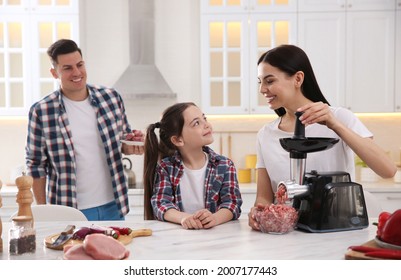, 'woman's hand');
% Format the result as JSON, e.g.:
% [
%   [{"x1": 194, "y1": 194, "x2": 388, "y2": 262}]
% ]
[
  {"x1": 248, "y1": 204, "x2": 265, "y2": 231},
  {"x1": 297, "y1": 102, "x2": 338, "y2": 129}
]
